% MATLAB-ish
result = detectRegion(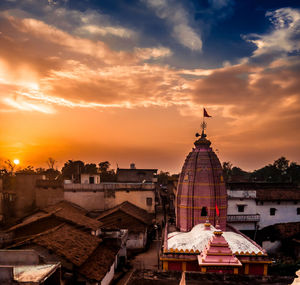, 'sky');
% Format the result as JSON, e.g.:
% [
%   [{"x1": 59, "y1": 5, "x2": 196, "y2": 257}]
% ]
[{"x1": 0, "y1": 0, "x2": 300, "y2": 173}]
